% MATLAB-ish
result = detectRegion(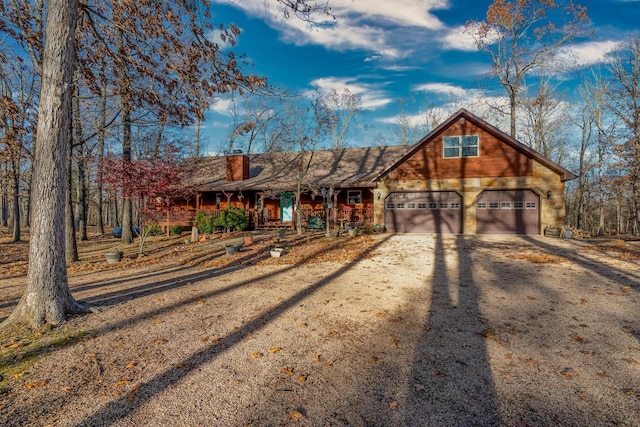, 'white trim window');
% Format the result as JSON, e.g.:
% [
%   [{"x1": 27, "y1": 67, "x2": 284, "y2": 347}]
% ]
[
  {"x1": 347, "y1": 190, "x2": 362, "y2": 205},
  {"x1": 443, "y1": 135, "x2": 479, "y2": 158}
]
